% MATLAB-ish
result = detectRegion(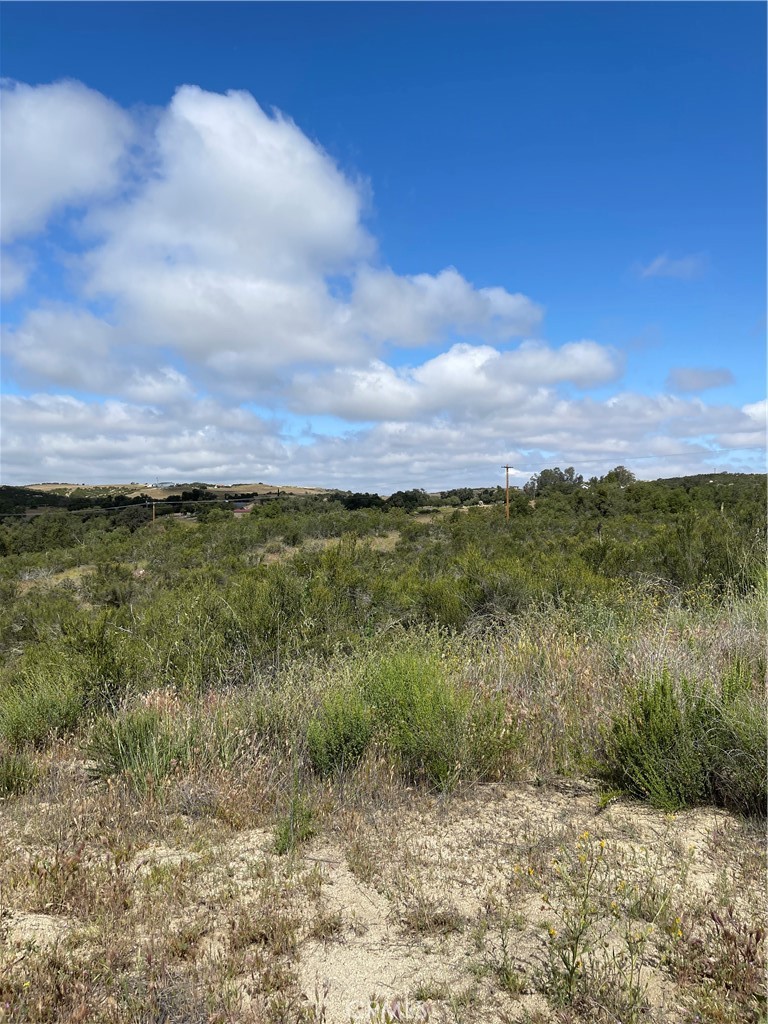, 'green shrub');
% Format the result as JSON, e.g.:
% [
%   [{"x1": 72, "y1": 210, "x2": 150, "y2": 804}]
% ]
[
  {"x1": 598, "y1": 672, "x2": 711, "y2": 810},
  {"x1": 417, "y1": 577, "x2": 470, "y2": 629},
  {"x1": 598, "y1": 668, "x2": 767, "y2": 815},
  {"x1": 86, "y1": 707, "x2": 195, "y2": 794},
  {"x1": 0, "y1": 667, "x2": 84, "y2": 747},
  {"x1": 709, "y1": 691, "x2": 767, "y2": 817},
  {"x1": 0, "y1": 746, "x2": 37, "y2": 796},
  {"x1": 65, "y1": 614, "x2": 133, "y2": 712},
  {"x1": 307, "y1": 683, "x2": 373, "y2": 776},
  {"x1": 362, "y1": 650, "x2": 511, "y2": 791},
  {"x1": 81, "y1": 561, "x2": 136, "y2": 608}
]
